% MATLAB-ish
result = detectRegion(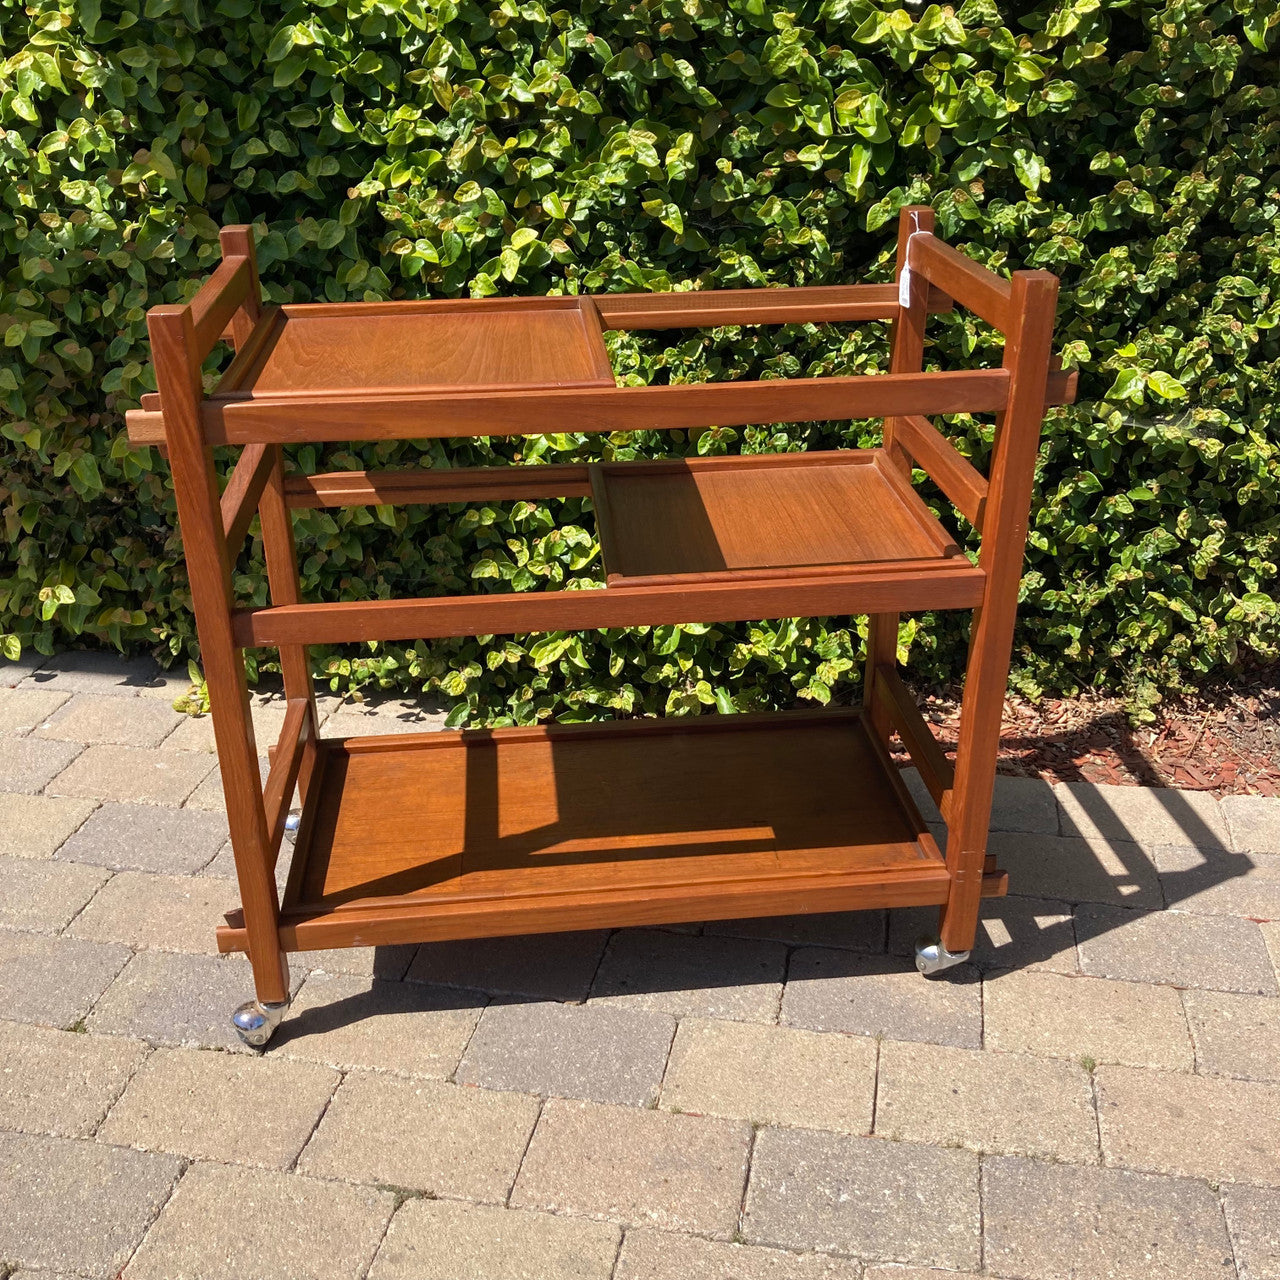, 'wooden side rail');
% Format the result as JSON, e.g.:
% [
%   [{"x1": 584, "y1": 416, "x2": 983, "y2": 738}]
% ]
[
  {"x1": 261, "y1": 698, "x2": 313, "y2": 873},
  {"x1": 892, "y1": 415, "x2": 989, "y2": 530},
  {"x1": 220, "y1": 443, "x2": 275, "y2": 553},
  {"x1": 908, "y1": 234, "x2": 1012, "y2": 333},
  {"x1": 284, "y1": 464, "x2": 593, "y2": 508},
  {"x1": 230, "y1": 563, "x2": 988, "y2": 648},
  {"x1": 123, "y1": 366, "x2": 1077, "y2": 447},
  {"x1": 594, "y1": 283, "x2": 954, "y2": 329},
  {"x1": 189, "y1": 255, "x2": 253, "y2": 355},
  {"x1": 873, "y1": 664, "x2": 955, "y2": 821}
]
